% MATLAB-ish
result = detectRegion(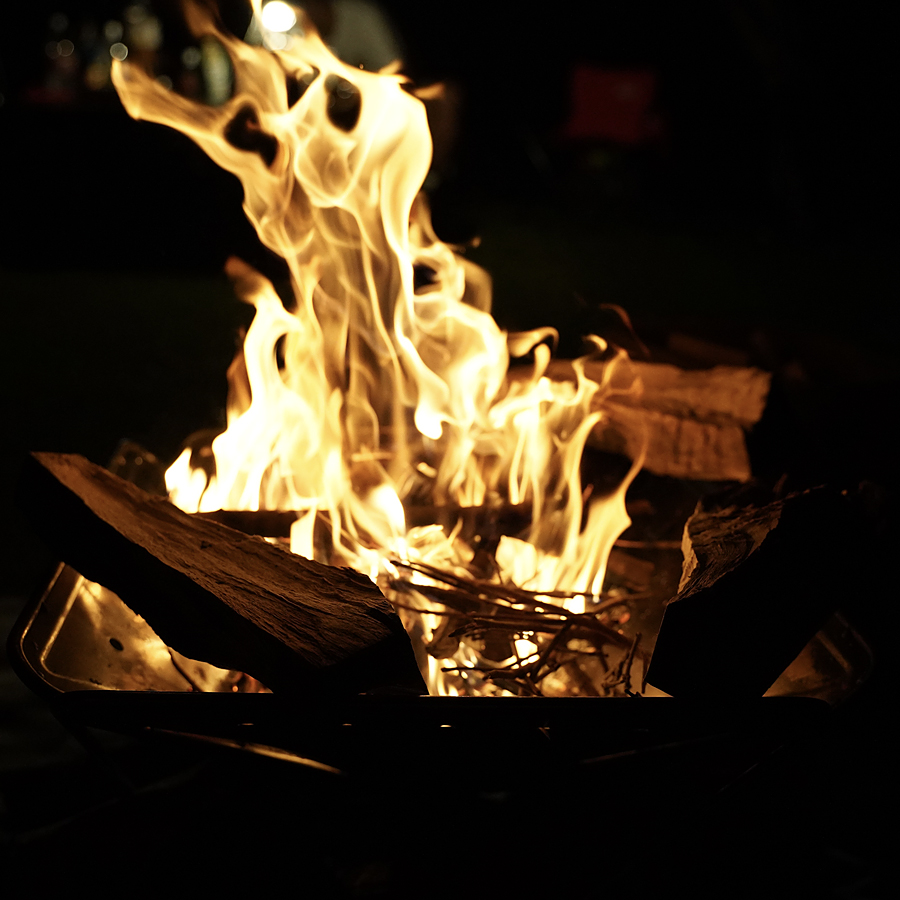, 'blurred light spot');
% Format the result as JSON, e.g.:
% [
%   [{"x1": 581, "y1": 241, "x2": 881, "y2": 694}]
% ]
[
  {"x1": 157, "y1": 75, "x2": 173, "y2": 89},
  {"x1": 124, "y1": 4, "x2": 149, "y2": 25},
  {"x1": 263, "y1": 32, "x2": 292, "y2": 51},
  {"x1": 103, "y1": 20, "x2": 124, "y2": 43},
  {"x1": 58, "y1": 39, "x2": 74, "y2": 58},
  {"x1": 201, "y1": 37, "x2": 233, "y2": 106},
  {"x1": 130, "y1": 14, "x2": 162, "y2": 52},
  {"x1": 181, "y1": 46, "x2": 202, "y2": 70},
  {"x1": 45, "y1": 41, "x2": 60, "y2": 59},
  {"x1": 261, "y1": 1, "x2": 297, "y2": 33},
  {"x1": 110, "y1": 43, "x2": 128, "y2": 61},
  {"x1": 84, "y1": 61, "x2": 109, "y2": 91},
  {"x1": 49, "y1": 12, "x2": 68, "y2": 34}
]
